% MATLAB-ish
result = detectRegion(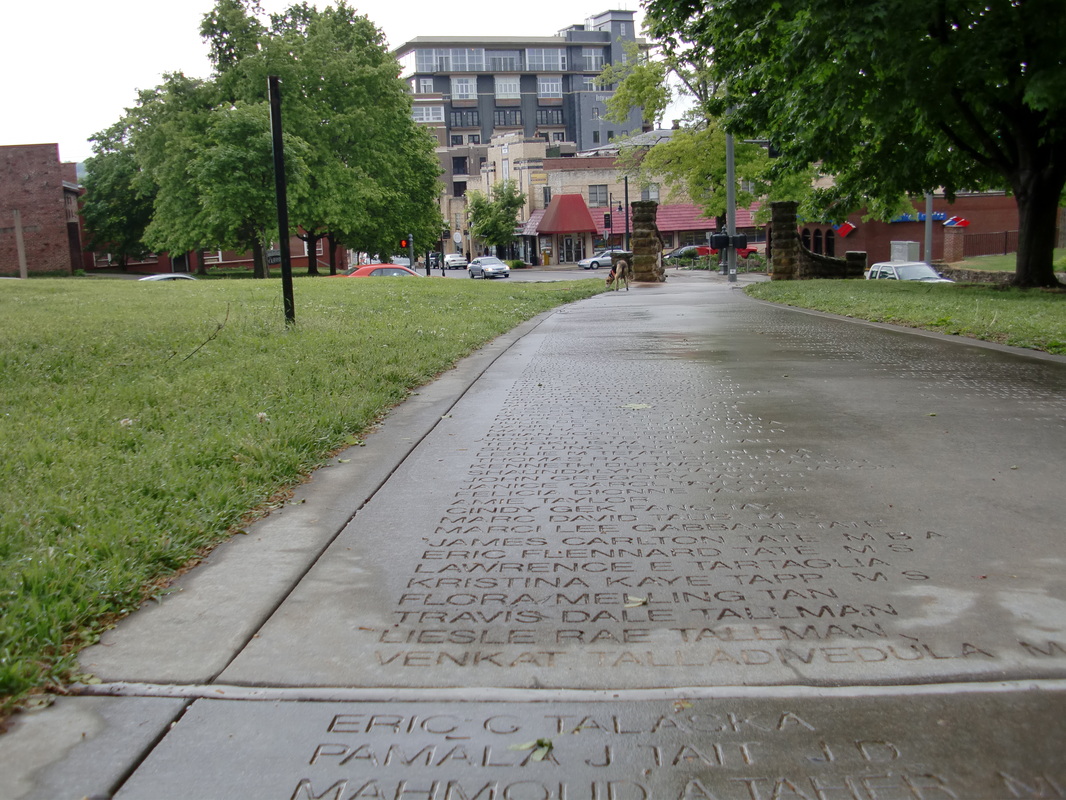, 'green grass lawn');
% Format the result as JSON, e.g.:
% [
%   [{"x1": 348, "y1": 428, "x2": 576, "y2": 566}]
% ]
[
  {"x1": 745, "y1": 279, "x2": 1066, "y2": 353},
  {"x1": 0, "y1": 276, "x2": 603, "y2": 711},
  {"x1": 952, "y1": 247, "x2": 1066, "y2": 272}
]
